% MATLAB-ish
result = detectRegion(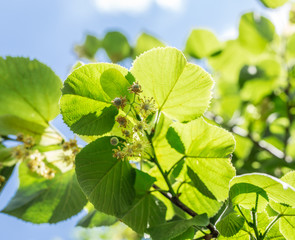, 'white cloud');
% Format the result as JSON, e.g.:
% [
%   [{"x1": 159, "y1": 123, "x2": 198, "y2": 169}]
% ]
[
  {"x1": 156, "y1": 0, "x2": 184, "y2": 11},
  {"x1": 219, "y1": 27, "x2": 238, "y2": 41},
  {"x1": 93, "y1": 0, "x2": 152, "y2": 14},
  {"x1": 93, "y1": 0, "x2": 185, "y2": 14}
]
